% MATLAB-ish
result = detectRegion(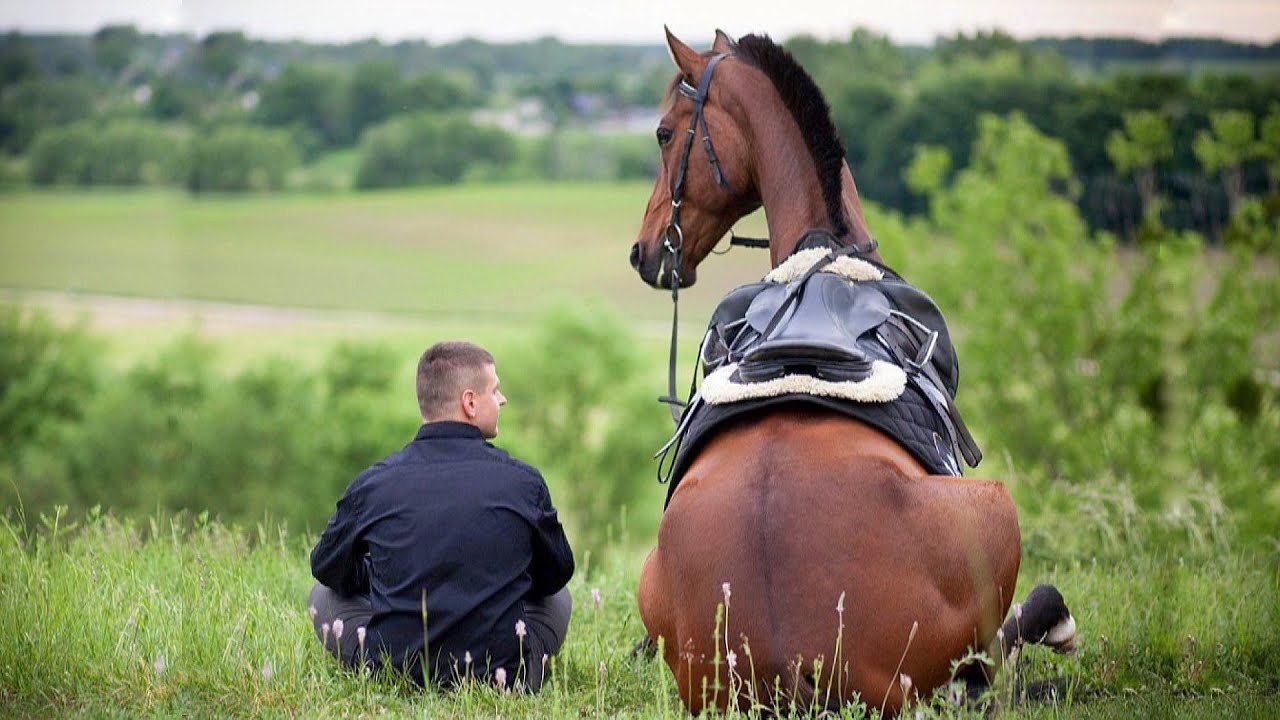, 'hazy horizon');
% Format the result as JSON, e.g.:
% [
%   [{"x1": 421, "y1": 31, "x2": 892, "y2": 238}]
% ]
[{"x1": 2, "y1": 1, "x2": 1277, "y2": 47}]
